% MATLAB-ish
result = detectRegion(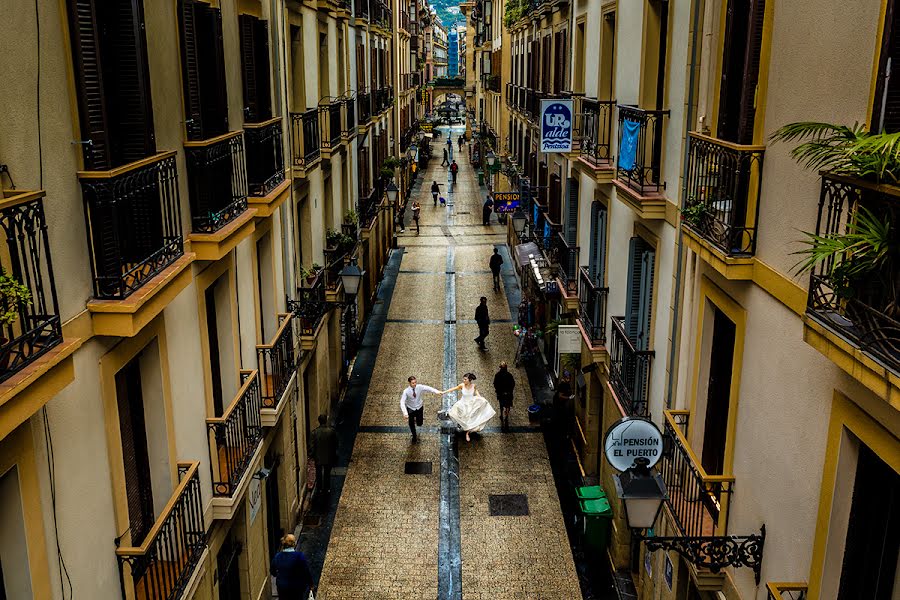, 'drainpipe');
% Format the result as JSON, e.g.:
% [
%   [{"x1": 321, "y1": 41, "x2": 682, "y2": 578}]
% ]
[{"x1": 665, "y1": 0, "x2": 702, "y2": 408}]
